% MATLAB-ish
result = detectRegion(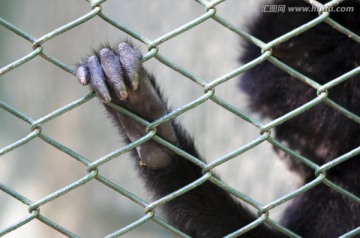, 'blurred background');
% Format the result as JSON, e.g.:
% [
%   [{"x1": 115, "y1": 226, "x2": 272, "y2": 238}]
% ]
[{"x1": 0, "y1": 1, "x2": 299, "y2": 237}]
